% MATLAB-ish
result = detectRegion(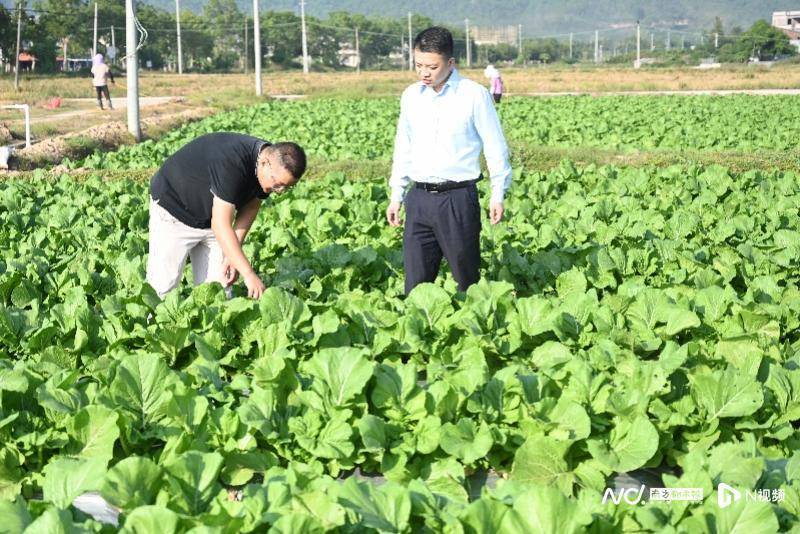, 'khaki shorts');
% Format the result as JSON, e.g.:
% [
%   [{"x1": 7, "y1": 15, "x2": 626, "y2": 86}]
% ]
[{"x1": 146, "y1": 198, "x2": 230, "y2": 298}]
